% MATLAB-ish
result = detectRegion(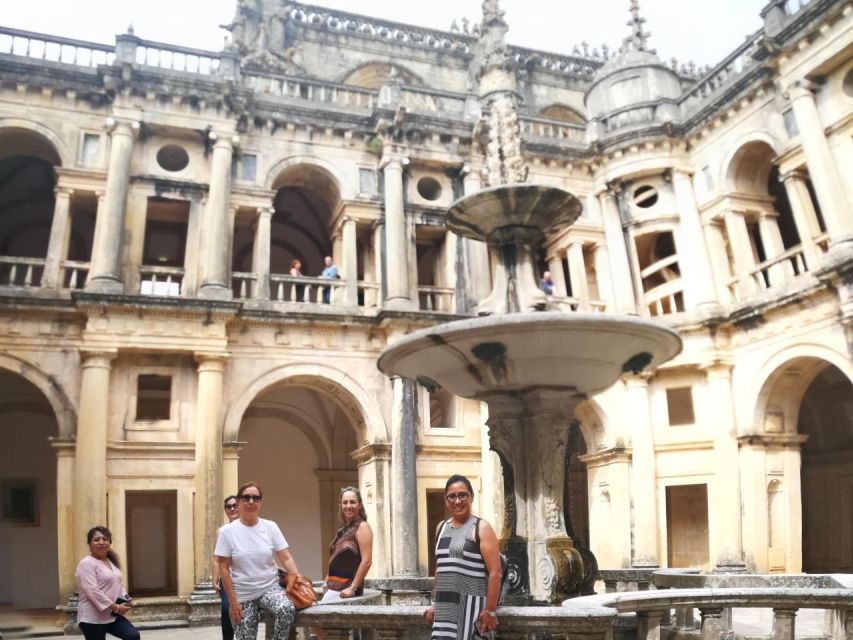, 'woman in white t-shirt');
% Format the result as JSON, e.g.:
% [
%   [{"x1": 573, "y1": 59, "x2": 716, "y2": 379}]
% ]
[{"x1": 215, "y1": 482, "x2": 301, "y2": 640}]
